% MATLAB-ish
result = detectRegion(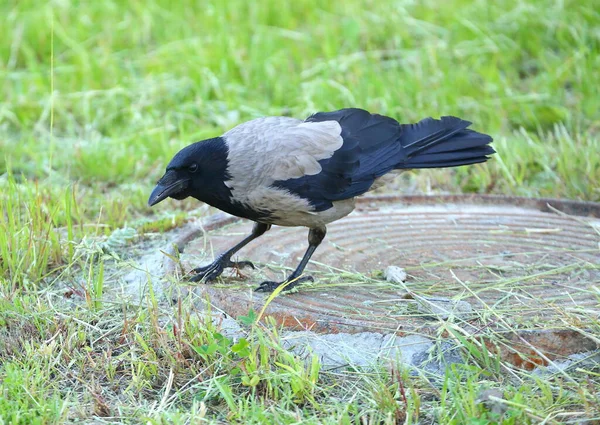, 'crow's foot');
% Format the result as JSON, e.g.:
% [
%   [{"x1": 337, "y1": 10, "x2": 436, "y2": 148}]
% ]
[
  {"x1": 255, "y1": 275, "x2": 314, "y2": 293},
  {"x1": 189, "y1": 257, "x2": 254, "y2": 283}
]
